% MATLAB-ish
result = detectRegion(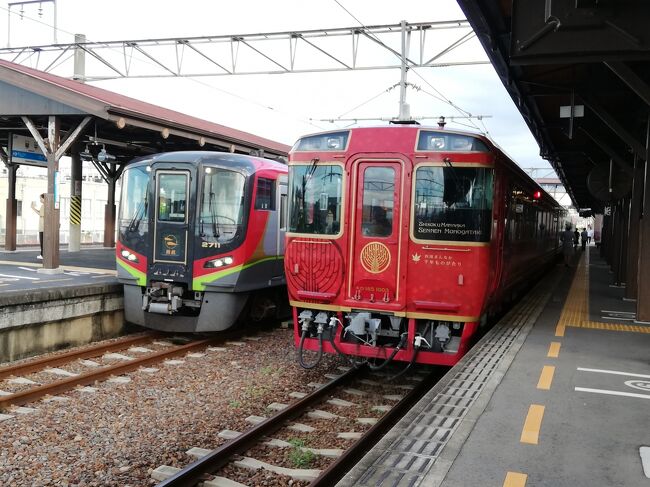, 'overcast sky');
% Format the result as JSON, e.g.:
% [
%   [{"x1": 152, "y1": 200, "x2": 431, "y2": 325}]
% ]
[{"x1": 1, "y1": 0, "x2": 553, "y2": 172}]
